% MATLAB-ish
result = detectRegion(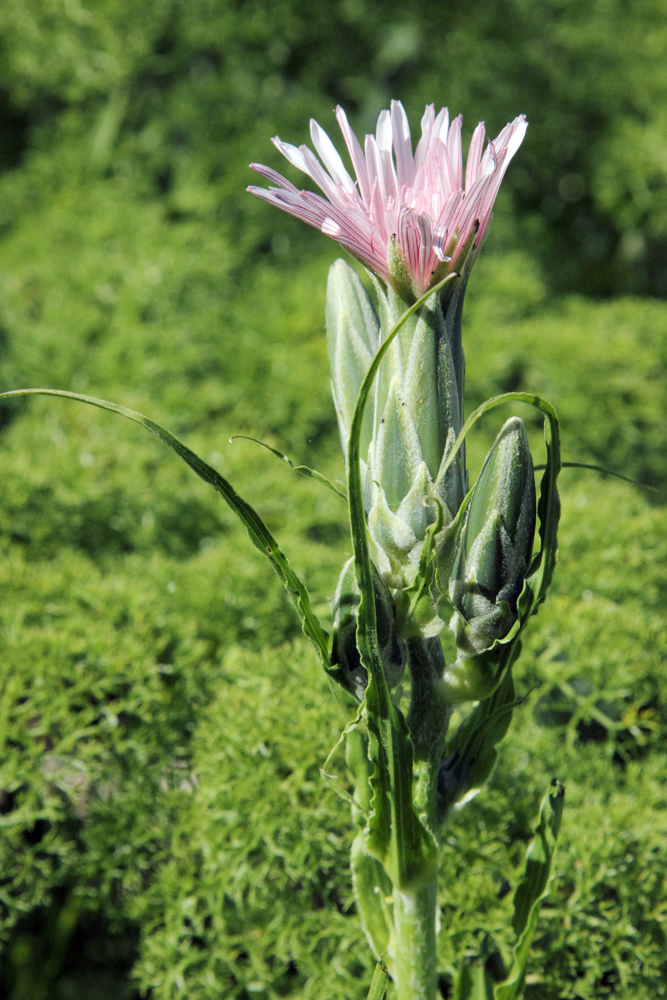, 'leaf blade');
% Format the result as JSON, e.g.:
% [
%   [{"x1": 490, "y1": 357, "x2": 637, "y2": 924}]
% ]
[
  {"x1": 0, "y1": 388, "x2": 332, "y2": 670},
  {"x1": 494, "y1": 780, "x2": 565, "y2": 1000},
  {"x1": 366, "y1": 959, "x2": 390, "y2": 1000},
  {"x1": 230, "y1": 434, "x2": 347, "y2": 500}
]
